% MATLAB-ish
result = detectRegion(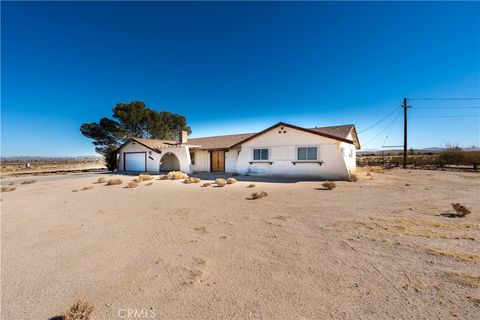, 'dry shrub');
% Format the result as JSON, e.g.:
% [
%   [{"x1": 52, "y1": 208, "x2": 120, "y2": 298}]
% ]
[
  {"x1": 446, "y1": 273, "x2": 480, "y2": 288},
  {"x1": 226, "y1": 178, "x2": 237, "y2": 184},
  {"x1": 127, "y1": 181, "x2": 138, "y2": 188},
  {"x1": 202, "y1": 182, "x2": 212, "y2": 187},
  {"x1": 451, "y1": 203, "x2": 471, "y2": 218},
  {"x1": 366, "y1": 172, "x2": 371, "y2": 176},
  {"x1": 184, "y1": 177, "x2": 202, "y2": 184},
  {"x1": 322, "y1": 181, "x2": 336, "y2": 190},
  {"x1": 191, "y1": 269, "x2": 205, "y2": 281},
  {"x1": 63, "y1": 298, "x2": 94, "y2": 320},
  {"x1": 196, "y1": 258, "x2": 208, "y2": 267},
  {"x1": 72, "y1": 189, "x2": 79, "y2": 193},
  {"x1": 467, "y1": 296, "x2": 480, "y2": 305},
  {"x1": 251, "y1": 191, "x2": 268, "y2": 199},
  {"x1": 159, "y1": 175, "x2": 169, "y2": 180},
  {"x1": 139, "y1": 174, "x2": 154, "y2": 181},
  {"x1": 96, "y1": 177, "x2": 107, "y2": 184},
  {"x1": 215, "y1": 178, "x2": 227, "y2": 187},
  {"x1": 145, "y1": 182, "x2": 153, "y2": 186},
  {"x1": 81, "y1": 186, "x2": 93, "y2": 191},
  {"x1": 195, "y1": 226, "x2": 208, "y2": 233},
  {"x1": 247, "y1": 183, "x2": 256, "y2": 188},
  {"x1": 350, "y1": 174, "x2": 358, "y2": 182},
  {"x1": 1, "y1": 185, "x2": 16, "y2": 192},
  {"x1": 168, "y1": 171, "x2": 189, "y2": 180},
  {"x1": 132, "y1": 178, "x2": 141, "y2": 183},
  {"x1": 106, "y1": 179, "x2": 123, "y2": 186},
  {"x1": 21, "y1": 179, "x2": 36, "y2": 185}
]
